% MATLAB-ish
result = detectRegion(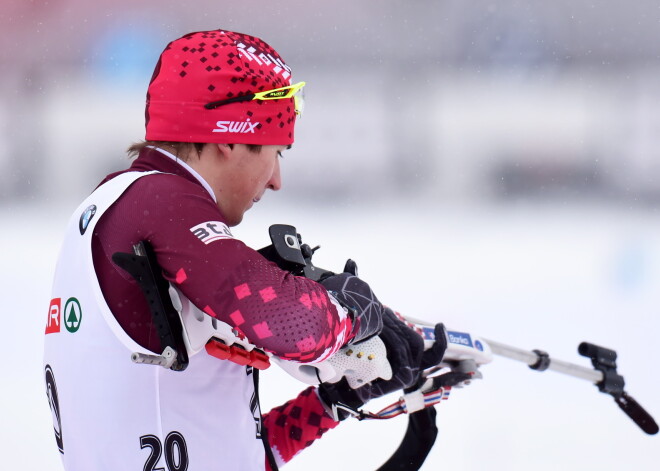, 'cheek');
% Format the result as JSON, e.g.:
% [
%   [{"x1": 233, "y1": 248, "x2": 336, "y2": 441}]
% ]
[{"x1": 256, "y1": 160, "x2": 276, "y2": 185}]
